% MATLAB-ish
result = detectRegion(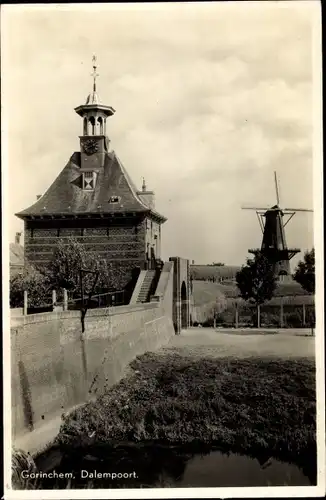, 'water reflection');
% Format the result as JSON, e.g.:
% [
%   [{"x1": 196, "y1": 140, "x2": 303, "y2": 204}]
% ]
[
  {"x1": 181, "y1": 450, "x2": 311, "y2": 487},
  {"x1": 36, "y1": 445, "x2": 315, "y2": 489}
]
